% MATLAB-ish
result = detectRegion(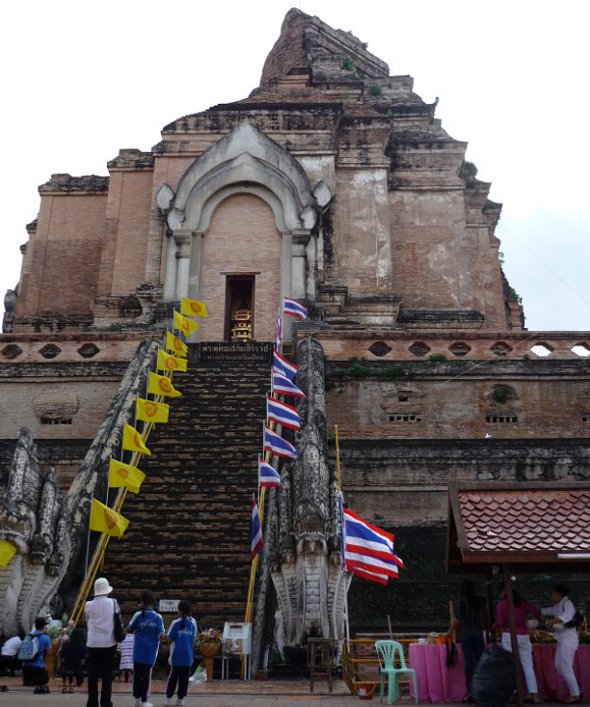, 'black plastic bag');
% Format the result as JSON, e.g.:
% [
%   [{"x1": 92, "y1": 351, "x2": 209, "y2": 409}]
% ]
[
  {"x1": 445, "y1": 637, "x2": 458, "y2": 667},
  {"x1": 471, "y1": 645, "x2": 516, "y2": 707}
]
